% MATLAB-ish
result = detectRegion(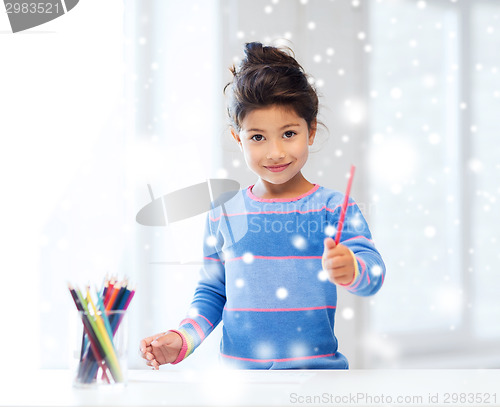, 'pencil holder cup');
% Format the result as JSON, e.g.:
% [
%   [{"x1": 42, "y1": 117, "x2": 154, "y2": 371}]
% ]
[{"x1": 72, "y1": 310, "x2": 128, "y2": 387}]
